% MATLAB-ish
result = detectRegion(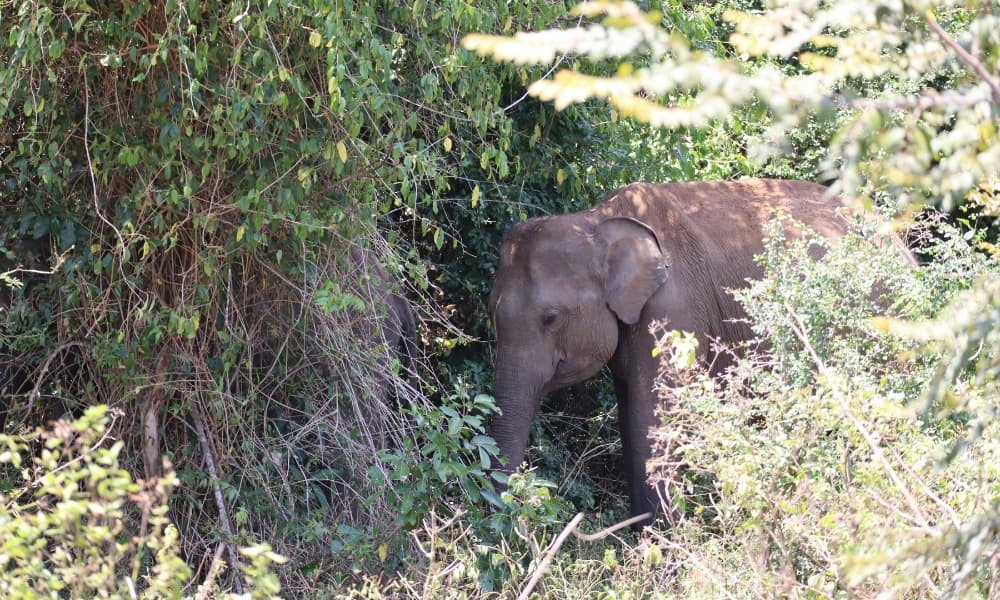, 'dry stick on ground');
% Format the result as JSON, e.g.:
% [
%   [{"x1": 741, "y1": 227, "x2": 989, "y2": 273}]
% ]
[
  {"x1": 192, "y1": 408, "x2": 244, "y2": 595},
  {"x1": 517, "y1": 511, "x2": 653, "y2": 600}
]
